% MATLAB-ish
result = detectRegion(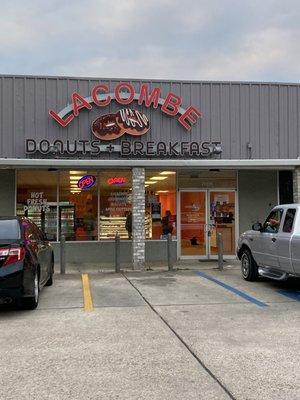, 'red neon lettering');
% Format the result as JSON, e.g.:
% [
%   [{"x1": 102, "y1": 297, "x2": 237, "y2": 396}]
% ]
[
  {"x1": 161, "y1": 92, "x2": 182, "y2": 116},
  {"x1": 72, "y1": 92, "x2": 92, "y2": 117},
  {"x1": 178, "y1": 106, "x2": 203, "y2": 131},
  {"x1": 79, "y1": 177, "x2": 93, "y2": 188},
  {"x1": 115, "y1": 82, "x2": 135, "y2": 105},
  {"x1": 91, "y1": 84, "x2": 111, "y2": 107},
  {"x1": 49, "y1": 110, "x2": 74, "y2": 127},
  {"x1": 138, "y1": 84, "x2": 160, "y2": 108},
  {"x1": 107, "y1": 177, "x2": 126, "y2": 185}
]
